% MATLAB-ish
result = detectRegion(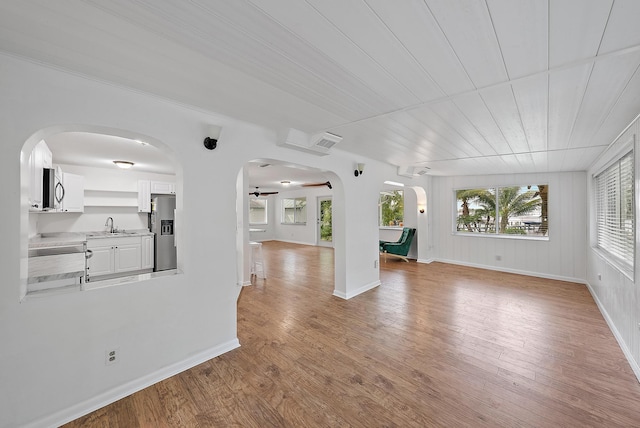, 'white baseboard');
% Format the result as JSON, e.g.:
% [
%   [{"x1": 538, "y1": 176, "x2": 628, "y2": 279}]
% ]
[
  {"x1": 334, "y1": 280, "x2": 381, "y2": 300},
  {"x1": 584, "y1": 282, "x2": 640, "y2": 383},
  {"x1": 31, "y1": 339, "x2": 241, "y2": 428},
  {"x1": 274, "y1": 239, "x2": 317, "y2": 246},
  {"x1": 435, "y1": 258, "x2": 585, "y2": 284},
  {"x1": 417, "y1": 258, "x2": 435, "y2": 264}
]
